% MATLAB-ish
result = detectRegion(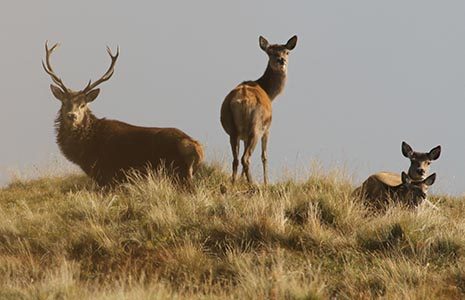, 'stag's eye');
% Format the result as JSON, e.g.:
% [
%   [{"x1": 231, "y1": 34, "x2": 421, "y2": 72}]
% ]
[{"x1": 80, "y1": 103, "x2": 86, "y2": 109}]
